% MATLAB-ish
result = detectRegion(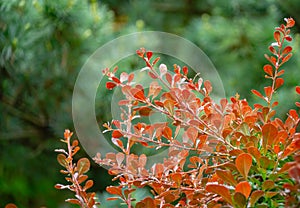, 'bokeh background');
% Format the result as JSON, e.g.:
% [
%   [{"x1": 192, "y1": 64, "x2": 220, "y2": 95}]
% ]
[{"x1": 1, "y1": 0, "x2": 299, "y2": 207}]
